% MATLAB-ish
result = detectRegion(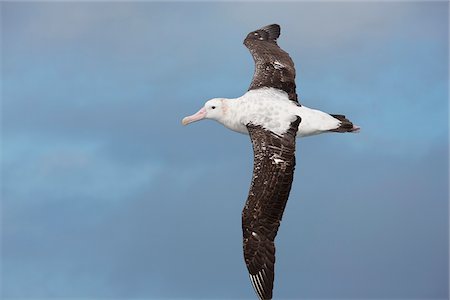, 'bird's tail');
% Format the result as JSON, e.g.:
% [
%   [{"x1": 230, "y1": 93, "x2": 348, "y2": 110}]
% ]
[{"x1": 329, "y1": 114, "x2": 360, "y2": 133}]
